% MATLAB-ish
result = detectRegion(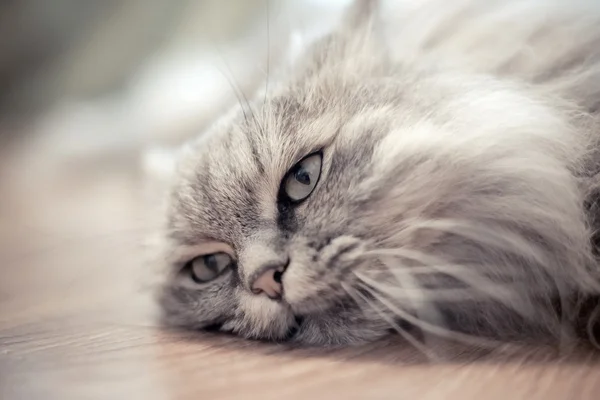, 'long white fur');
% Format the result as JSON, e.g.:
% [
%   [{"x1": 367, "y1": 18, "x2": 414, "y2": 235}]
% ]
[{"x1": 157, "y1": 0, "x2": 600, "y2": 348}]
